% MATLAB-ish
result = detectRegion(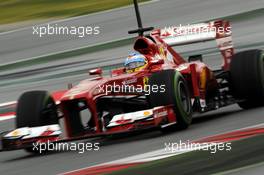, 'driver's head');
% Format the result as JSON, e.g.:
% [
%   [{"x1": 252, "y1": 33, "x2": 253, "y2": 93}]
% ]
[{"x1": 124, "y1": 52, "x2": 147, "y2": 73}]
